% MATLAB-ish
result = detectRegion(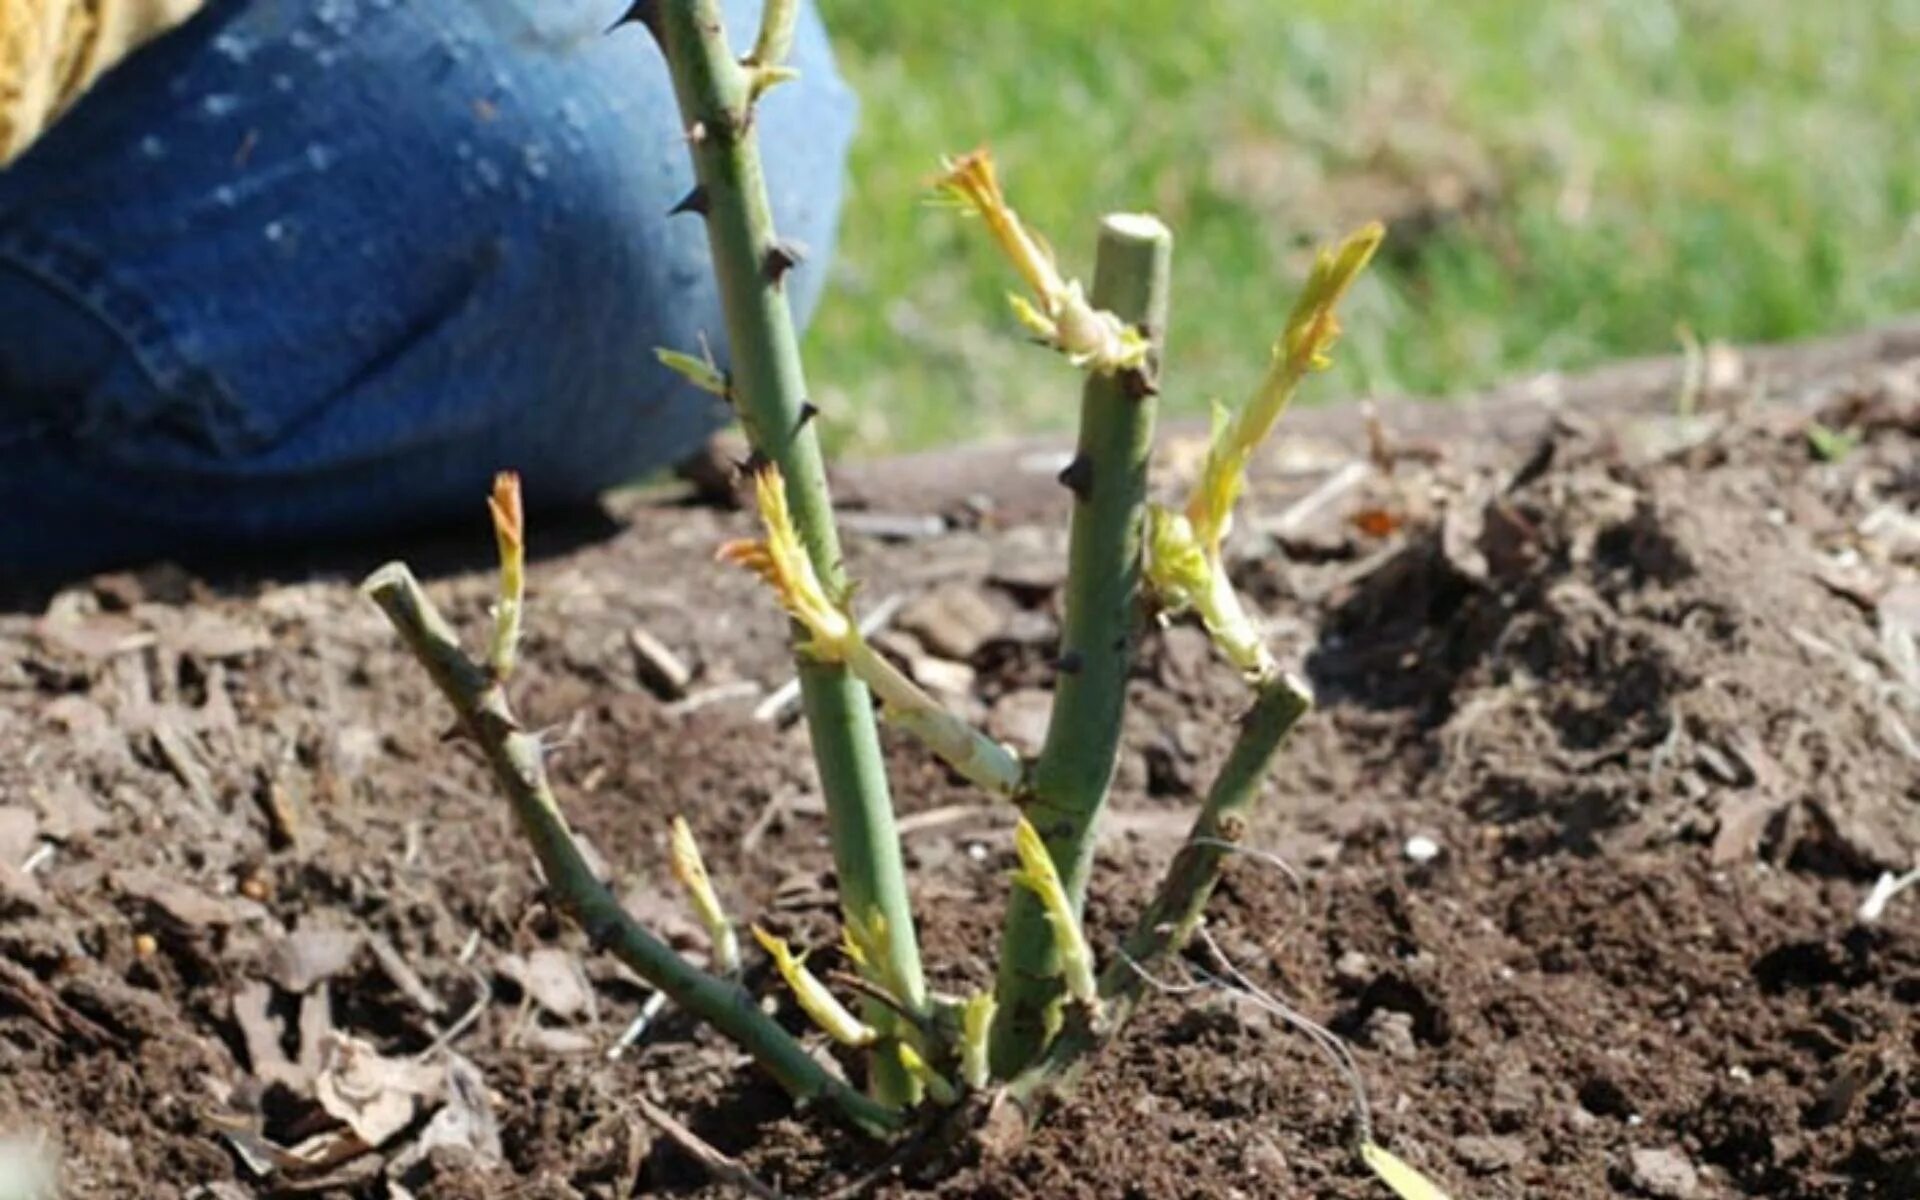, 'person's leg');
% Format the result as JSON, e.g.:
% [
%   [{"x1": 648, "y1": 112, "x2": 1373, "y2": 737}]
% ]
[{"x1": 0, "y1": 0, "x2": 855, "y2": 575}]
